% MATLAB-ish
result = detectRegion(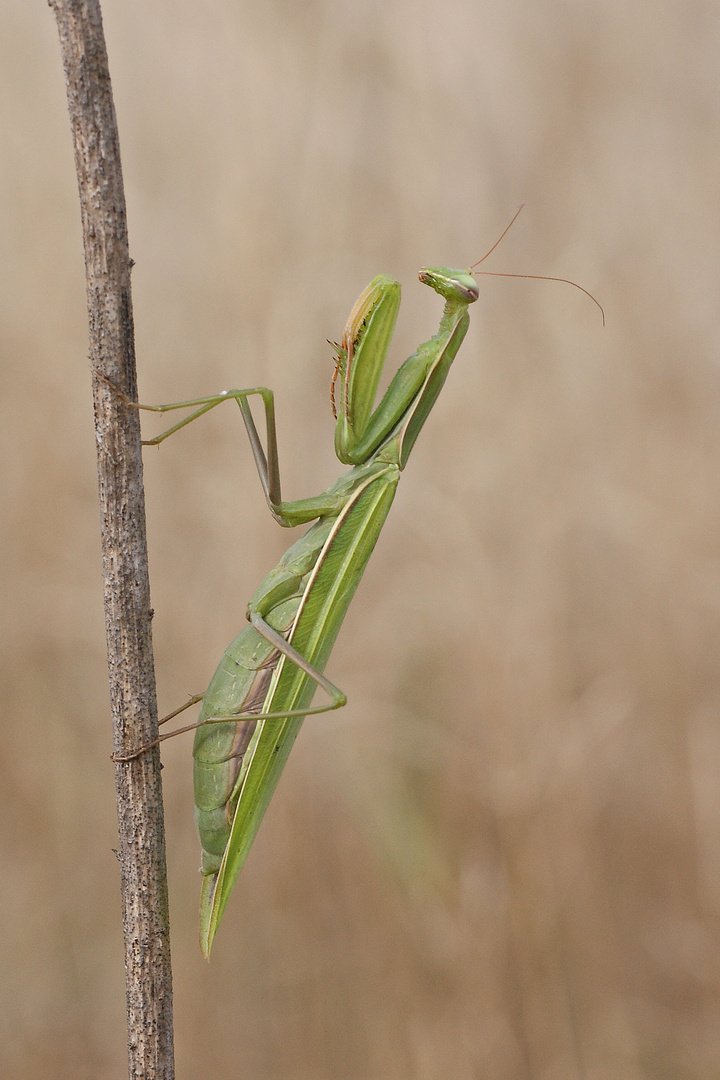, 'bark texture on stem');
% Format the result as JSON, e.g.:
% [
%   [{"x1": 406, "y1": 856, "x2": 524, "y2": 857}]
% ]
[{"x1": 50, "y1": 2, "x2": 174, "y2": 1077}]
